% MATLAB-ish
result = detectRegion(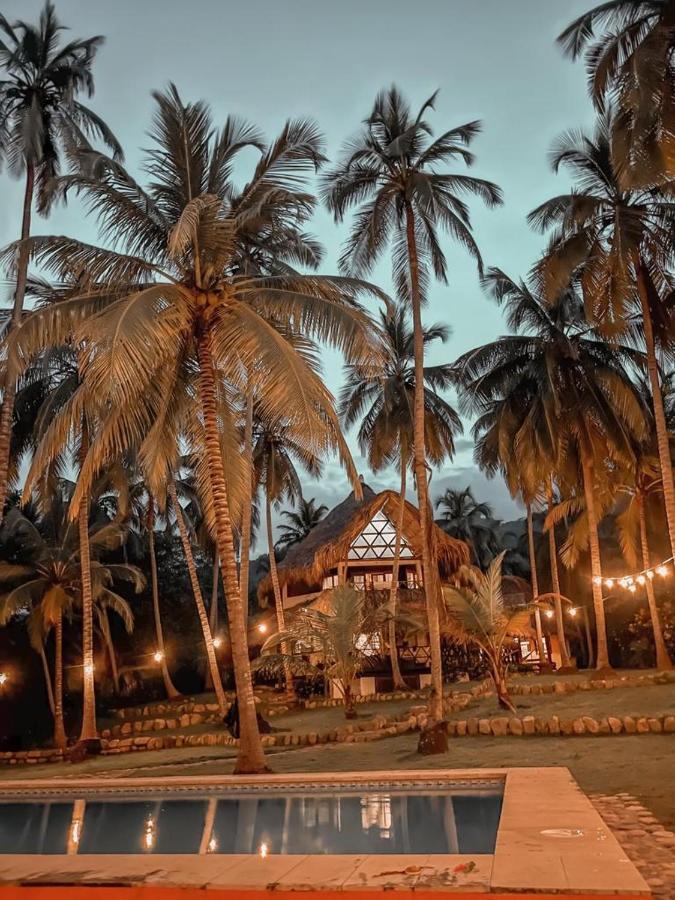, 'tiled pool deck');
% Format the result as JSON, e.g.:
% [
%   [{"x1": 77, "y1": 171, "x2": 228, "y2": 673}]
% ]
[{"x1": 0, "y1": 768, "x2": 651, "y2": 897}]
